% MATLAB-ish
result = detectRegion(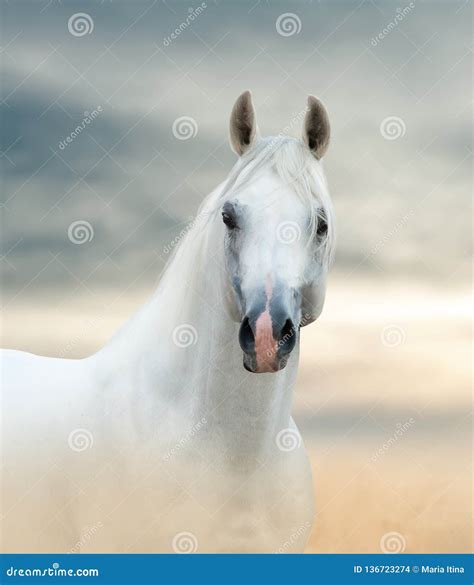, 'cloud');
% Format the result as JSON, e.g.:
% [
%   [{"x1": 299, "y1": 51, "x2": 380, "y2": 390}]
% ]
[{"x1": 1, "y1": 0, "x2": 471, "y2": 299}]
